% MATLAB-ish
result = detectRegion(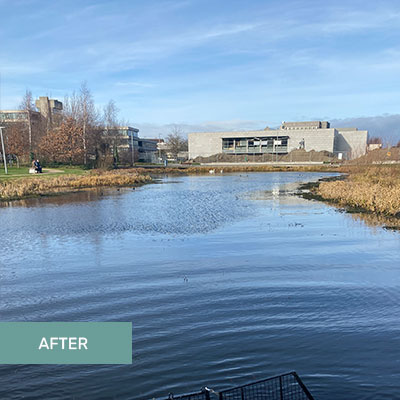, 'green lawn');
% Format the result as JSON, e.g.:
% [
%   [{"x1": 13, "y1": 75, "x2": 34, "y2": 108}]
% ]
[{"x1": 0, "y1": 165, "x2": 87, "y2": 180}]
